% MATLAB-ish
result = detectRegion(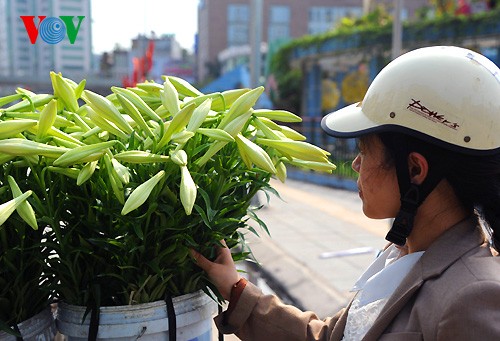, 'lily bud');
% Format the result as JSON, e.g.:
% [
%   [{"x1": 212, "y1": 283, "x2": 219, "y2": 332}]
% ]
[
  {"x1": 121, "y1": 170, "x2": 165, "y2": 215},
  {"x1": 104, "y1": 154, "x2": 125, "y2": 204},
  {"x1": 212, "y1": 88, "x2": 250, "y2": 111},
  {"x1": 51, "y1": 72, "x2": 79, "y2": 113},
  {"x1": 116, "y1": 93, "x2": 155, "y2": 138},
  {"x1": 0, "y1": 93, "x2": 23, "y2": 107},
  {"x1": 7, "y1": 176, "x2": 37, "y2": 230},
  {"x1": 112, "y1": 87, "x2": 161, "y2": 122},
  {"x1": 278, "y1": 125, "x2": 307, "y2": 141},
  {"x1": 82, "y1": 106, "x2": 128, "y2": 140},
  {"x1": 82, "y1": 90, "x2": 133, "y2": 134},
  {"x1": 170, "y1": 149, "x2": 188, "y2": 167},
  {"x1": 161, "y1": 78, "x2": 181, "y2": 116},
  {"x1": 253, "y1": 109, "x2": 302, "y2": 122},
  {"x1": 171, "y1": 130, "x2": 195, "y2": 144},
  {"x1": 180, "y1": 166, "x2": 197, "y2": 215},
  {"x1": 222, "y1": 110, "x2": 253, "y2": 137},
  {"x1": 137, "y1": 82, "x2": 163, "y2": 95},
  {"x1": 4, "y1": 93, "x2": 55, "y2": 112},
  {"x1": 0, "y1": 190, "x2": 32, "y2": 226},
  {"x1": 256, "y1": 138, "x2": 330, "y2": 163},
  {"x1": 114, "y1": 151, "x2": 170, "y2": 163},
  {"x1": 275, "y1": 159, "x2": 287, "y2": 183},
  {"x1": 0, "y1": 138, "x2": 68, "y2": 158},
  {"x1": 111, "y1": 158, "x2": 131, "y2": 184},
  {"x1": 252, "y1": 117, "x2": 280, "y2": 140},
  {"x1": 77, "y1": 161, "x2": 98, "y2": 185},
  {"x1": 163, "y1": 75, "x2": 203, "y2": 98},
  {"x1": 219, "y1": 86, "x2": 264, "y2": 129},
  {"x1": 47, "y1": 166, "x2": 80, "y2": 179},
  {"x1": 196, "y1": 128, "x2": 234, "y2": 142},
  {"x1": 0, "y1": 119, "x2": 37, "y2": 140},
  {"x1": 53, "y1": 140, "x2": 117, "y2": 167},
  {"x1": 235, "y1": 134, "x2": 276, "y2": 174},
  {"x1": 186, "y1": 99, "x2": 212, "y2": 132},
  {"x1": 37, "y1": 99, "x2": 58, "y2": 139},
  {"x1": 284, "y1": 157, "x2": 337, "y2": 173},
  {"x1": 157, "y1": 103, "x2": 196, "y2": 150}
]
